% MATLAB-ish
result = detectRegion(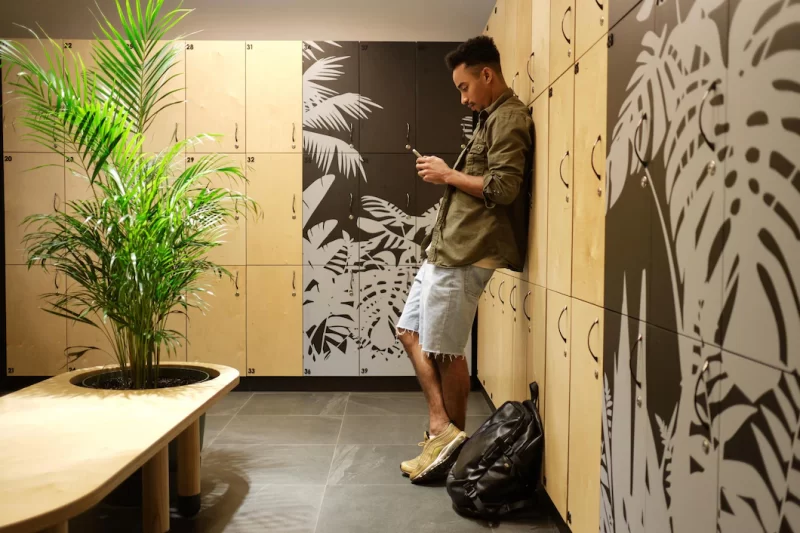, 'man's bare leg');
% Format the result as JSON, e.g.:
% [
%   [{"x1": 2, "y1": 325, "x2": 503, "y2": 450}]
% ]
[
  {"x1": 436, "y1": 357, "x2": 470, "y2": 432},
  {"x1": 398, "y1": 330, "x2": 451, "y2": 435}
]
